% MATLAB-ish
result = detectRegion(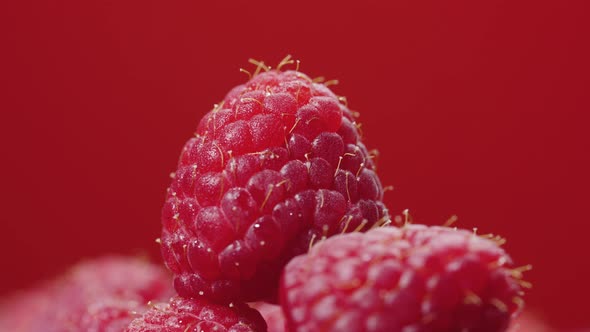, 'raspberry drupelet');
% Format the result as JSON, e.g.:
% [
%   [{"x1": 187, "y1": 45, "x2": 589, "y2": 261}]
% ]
[
  {"x1": 160, "y1": 59, "x2": 389, "y2": 303},
  {"x1": 280, "y1": 225, "x2": 527, "y2": 332}
]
